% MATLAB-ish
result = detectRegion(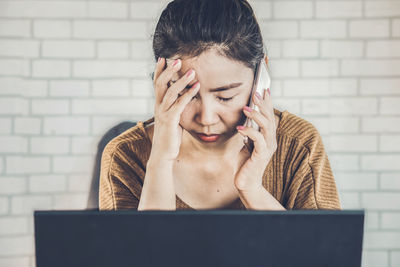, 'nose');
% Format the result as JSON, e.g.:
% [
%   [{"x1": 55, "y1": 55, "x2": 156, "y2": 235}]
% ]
[{"x1": 195, "y1": 100, "x2": 219, "y2": 128}]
